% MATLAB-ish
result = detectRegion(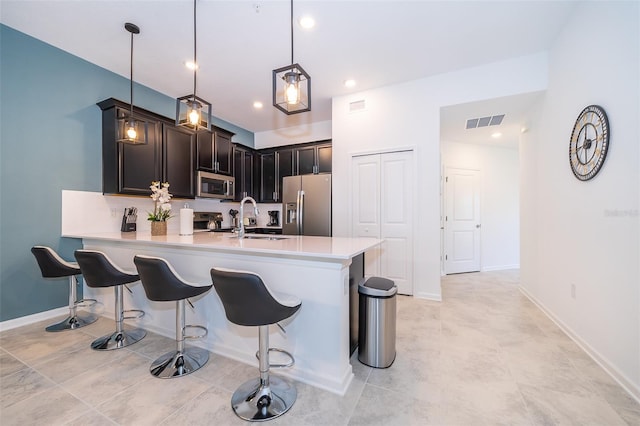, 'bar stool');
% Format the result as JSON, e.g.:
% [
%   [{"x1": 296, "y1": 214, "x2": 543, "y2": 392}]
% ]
[
  {"x1": 133, "y1": 255, "x2": 212, "y2": 378},
  {"x1": 210, "y1": 267, "x2": 301, "y2": 422},
  {"x1": 74, "y1": 250, "x2": 146, "y2": 350},
  {"x1": 31, "y1": 246, "x2": 98, "y2": 332}
]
